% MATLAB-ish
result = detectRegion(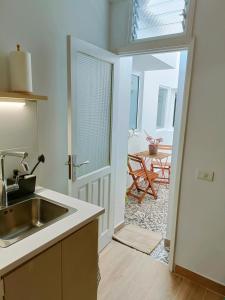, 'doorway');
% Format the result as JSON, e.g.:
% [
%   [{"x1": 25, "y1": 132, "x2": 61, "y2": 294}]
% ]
[
  {"x1": 66, "y1": 36, "x2": 193, "y2": 270},
  {"x1": 119, "y1": 50, "x2": 188, "y2": 265}
]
